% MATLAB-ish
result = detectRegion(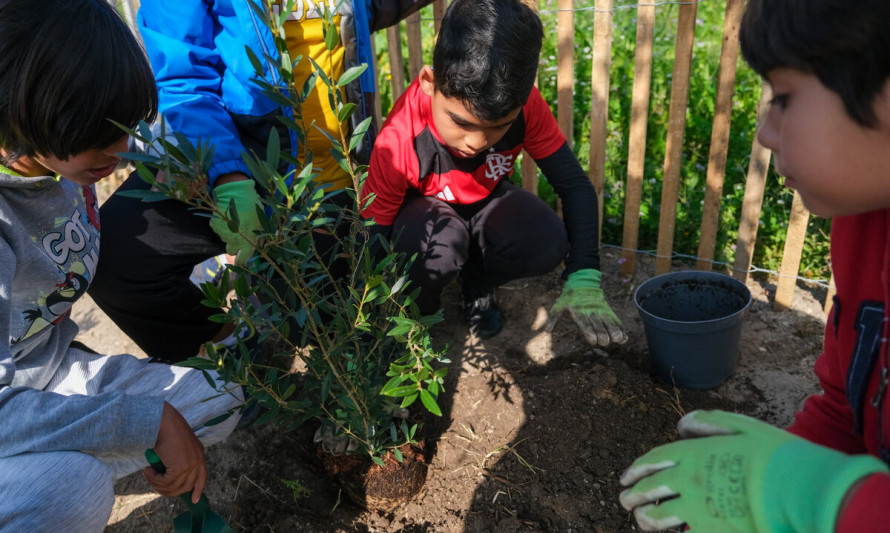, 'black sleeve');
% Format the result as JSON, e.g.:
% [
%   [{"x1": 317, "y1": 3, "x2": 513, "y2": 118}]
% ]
[
  {"x1": 369, "y1": 0, "x2": 437, "y2": 32},
  {"x1": 535, "y1": 142, "x2": 601, "y2": 275}
]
